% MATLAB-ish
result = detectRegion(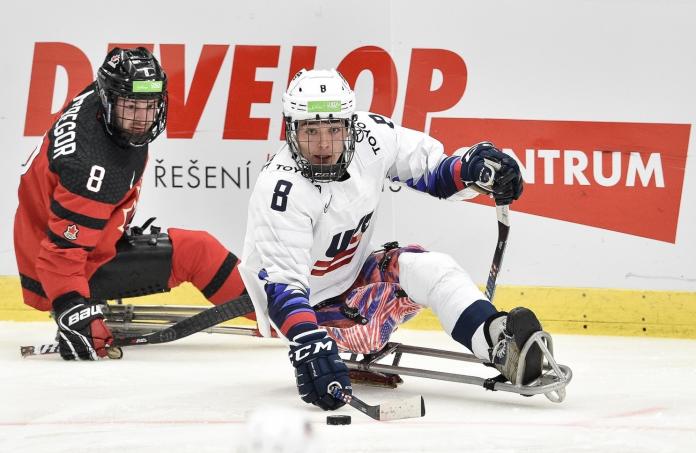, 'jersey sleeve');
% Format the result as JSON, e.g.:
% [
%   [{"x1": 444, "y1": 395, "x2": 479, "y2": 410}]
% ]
[
  {"x1": 244, "y1": 172, "x2": 322, "y2": 340},
  {"x1": 385, "y1": 121, "x2": 480, "y2": 200},
  {"x1": 35, "y1": 154, "x2": 127, "y2": 305}
]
